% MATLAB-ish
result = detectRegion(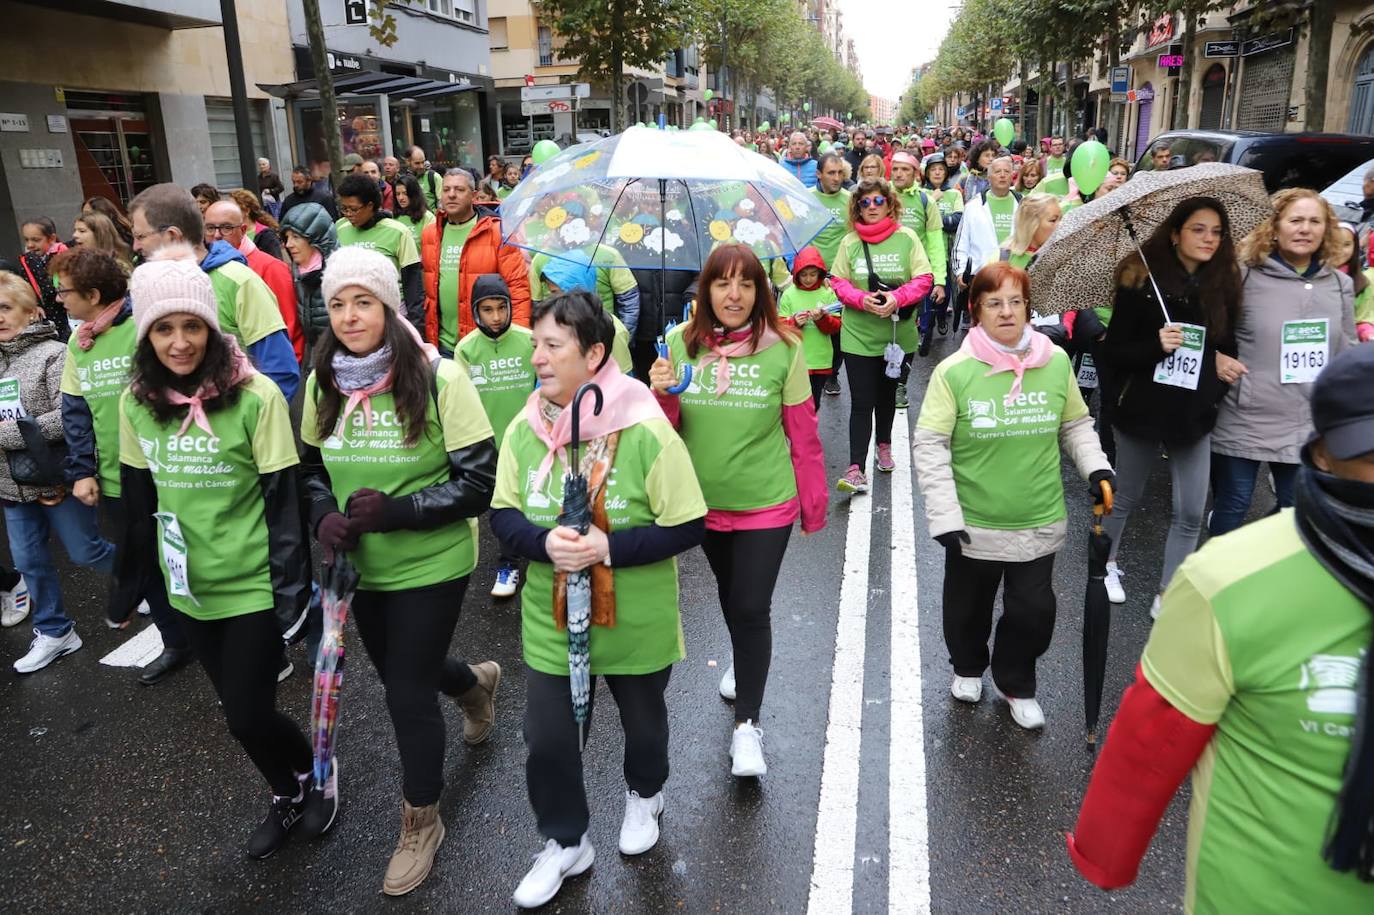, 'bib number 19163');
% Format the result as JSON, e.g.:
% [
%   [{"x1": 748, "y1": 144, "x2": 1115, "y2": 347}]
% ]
[{"x1": 1280, "y1": 318, "x2": 1328, "y2": 384}]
